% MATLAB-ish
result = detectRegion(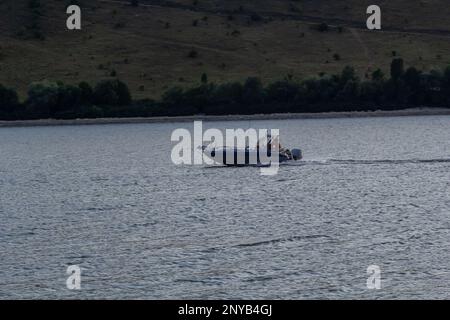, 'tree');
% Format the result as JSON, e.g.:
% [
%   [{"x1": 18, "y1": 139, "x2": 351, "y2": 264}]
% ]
[
  {"x1": 211, "y1": 82, "x2": 243, "y2": 106},
  {"x1": 422, "y1": 70, "x2": 444, "y2": 106},
  {"x1": 390, "y1": 58, "x2": 404, "y2": 81},
  {"x1": 360, "y1": 81, "x2": 383, "y2": 106},
  {"x1": 57, "y1": 84, "x2": 82, "y2": 111},
  {"x1": 403, "y1": 67, "x2": 421, "y2": 88},
  {"x1": 336, "y1": 80, "x2": 360, "y2": 105},
  {"x1": 26, "y1": 81, "x2": 60, "y2": 118},
  {"x1": 93, "y1": 79, "x2": 131, "y2": 106},
  {"x1": 442, "y1": 66, "x2": 450, "y2": 104},
  {"x1": 162, "y1": 87, "x2": 185, "y2": 106},
  {"x1": 182, "y1": 84, "x2": 215, "y2": 114},
  {"x1": 161, "y1": 87, "x2": 199, "y2": 115},
  {"x1": 242, "y1": 77, "x2": 265, "y2": 105},
  {"x1": 78, "y1": 81, "x2": 93, "y2": 105},
  {"x1": 0, "y1": 84, "x2": 20, "y2": 119},
  {"x1": 402, "y1": 67, "x2": 422, "y2": 106},
  {"x1": 266, "y1": 80, "x2": 300, "y2": 103}
]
